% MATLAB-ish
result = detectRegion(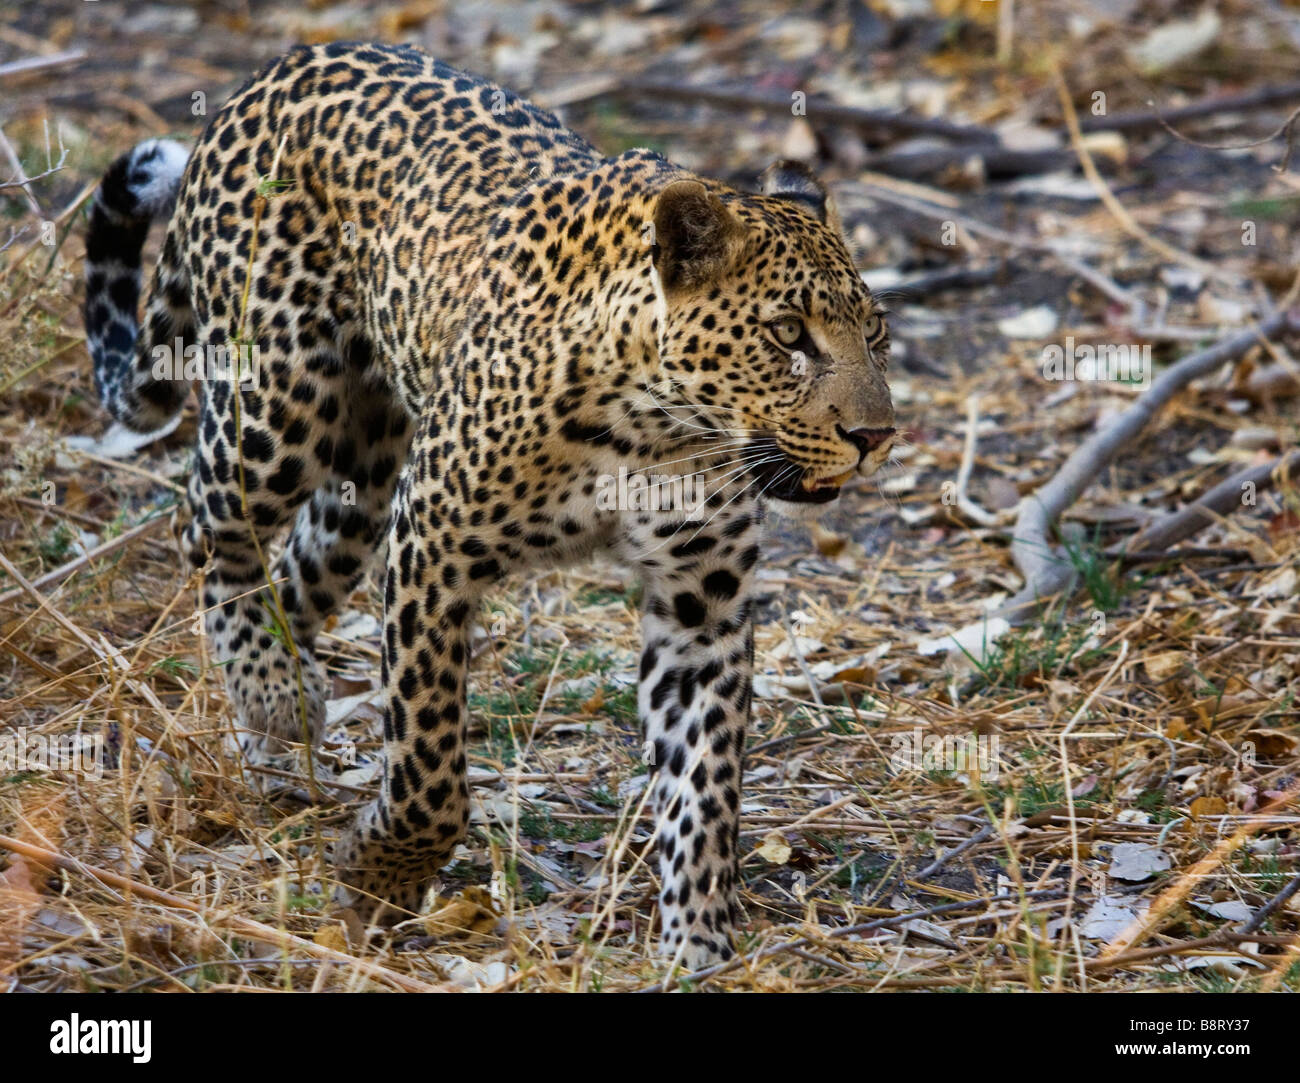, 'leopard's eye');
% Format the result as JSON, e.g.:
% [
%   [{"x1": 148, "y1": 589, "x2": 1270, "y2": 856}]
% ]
[
  {"x1": 769, "y1": 318, "x2": 804, "y2": 348},
  {"x1": 863, "y1": 314, "x2": 883, "y2": 343}
]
